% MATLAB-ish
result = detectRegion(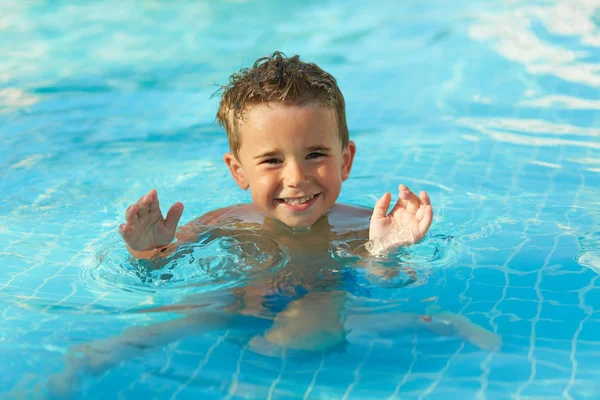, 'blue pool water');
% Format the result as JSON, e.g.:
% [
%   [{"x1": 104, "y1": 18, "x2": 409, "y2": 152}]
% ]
[{"x1": 2, "y1": 0, "x2": 600, "y2": 398}]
